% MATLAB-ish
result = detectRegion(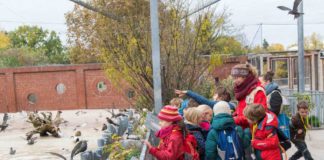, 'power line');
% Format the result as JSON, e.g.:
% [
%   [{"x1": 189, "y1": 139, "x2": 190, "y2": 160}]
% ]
[
  {"x1": 182, "y1": 0, "x2": 221, "y2": 19},
  {"x1": 237, "y1": 22, "x2": 324, "y2": 26},
  {"x1": 0, "y1": 2, "x2": 26, "y2": 21},
  {"x1": 249, "y1": 23, "x2": 262, "y2": 48}
]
